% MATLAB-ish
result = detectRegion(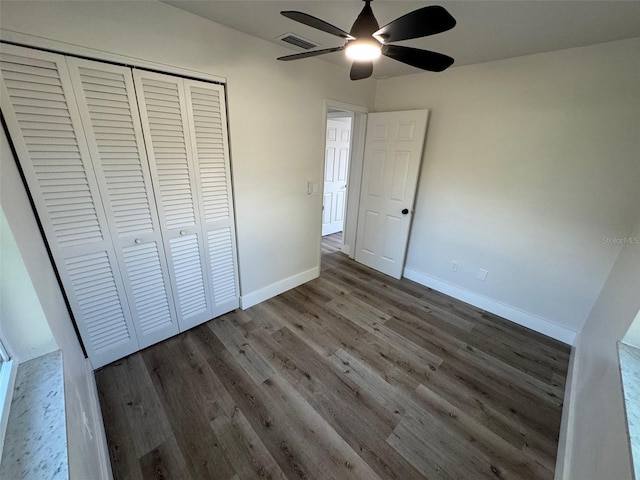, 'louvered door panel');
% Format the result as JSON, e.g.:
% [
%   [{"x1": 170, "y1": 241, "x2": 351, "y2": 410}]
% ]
[
  {"x1": 122, "y1": 242, "x2": 173, "y2": 335},
  {"x1": 67, "y1": 58, "x2": 179, "y2": 348},
  {"x1": 185, "y1": 81, "x2": 239, "y2": 315},
  {"x1": 133, "y1": 70, "x2": 214, "y2": 330},
  {"x1": 66, "y1": 252, "x2": 131, "y2": 351},
  {"x1": 207, "y1": 228, "x2": 238, "y2": 306},
  {"x1": 0, "y1": 45, "x2": 138, "y2": 367},
  {"x1": 169, "y1": 234, "x2": 208, "y2": 318}
]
